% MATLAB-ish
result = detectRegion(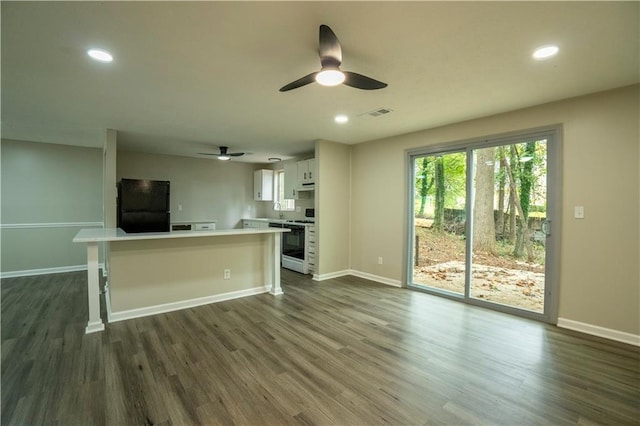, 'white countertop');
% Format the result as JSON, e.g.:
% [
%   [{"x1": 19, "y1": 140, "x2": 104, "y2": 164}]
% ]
[
  {"x1": 244, "y1": 218, "x2": 315, "y2": 225},
  {"x1": 73, "y1": 227, "x2": 289, "y2": 243}
]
